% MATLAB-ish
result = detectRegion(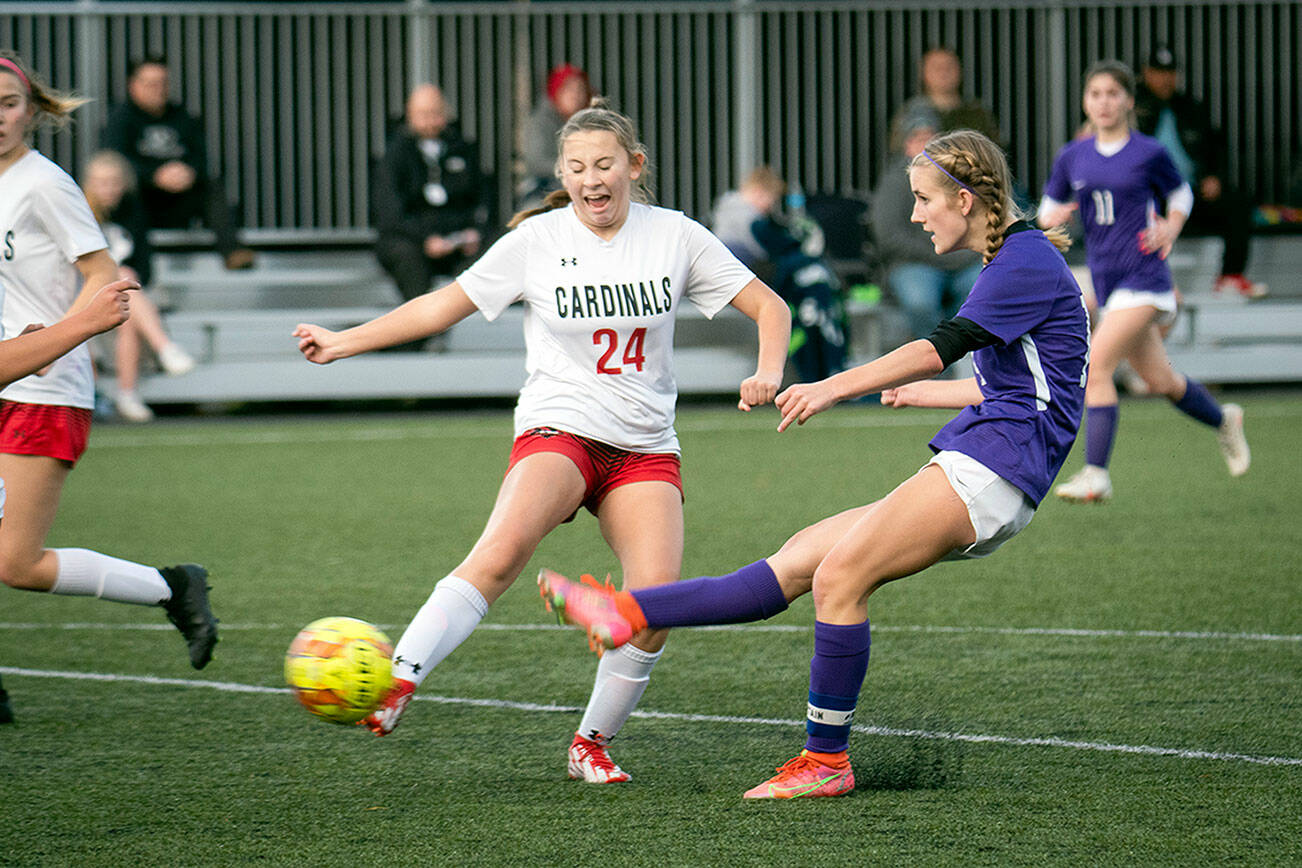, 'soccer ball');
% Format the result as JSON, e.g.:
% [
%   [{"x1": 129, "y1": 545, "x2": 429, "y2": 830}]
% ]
[{"x1": 284, "y1": 616, "x2": 394, "y2": 724}]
